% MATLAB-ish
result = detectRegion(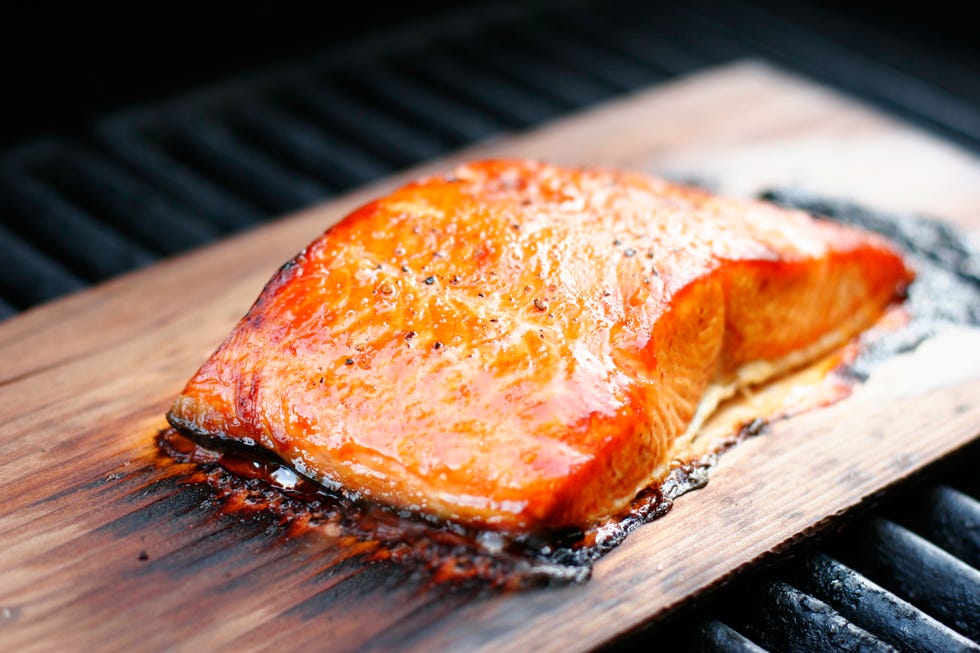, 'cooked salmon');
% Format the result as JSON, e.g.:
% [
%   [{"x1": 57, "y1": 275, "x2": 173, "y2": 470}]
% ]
[{"x1": 168, "y1": 160, "x2": 912, "y2": 532}]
